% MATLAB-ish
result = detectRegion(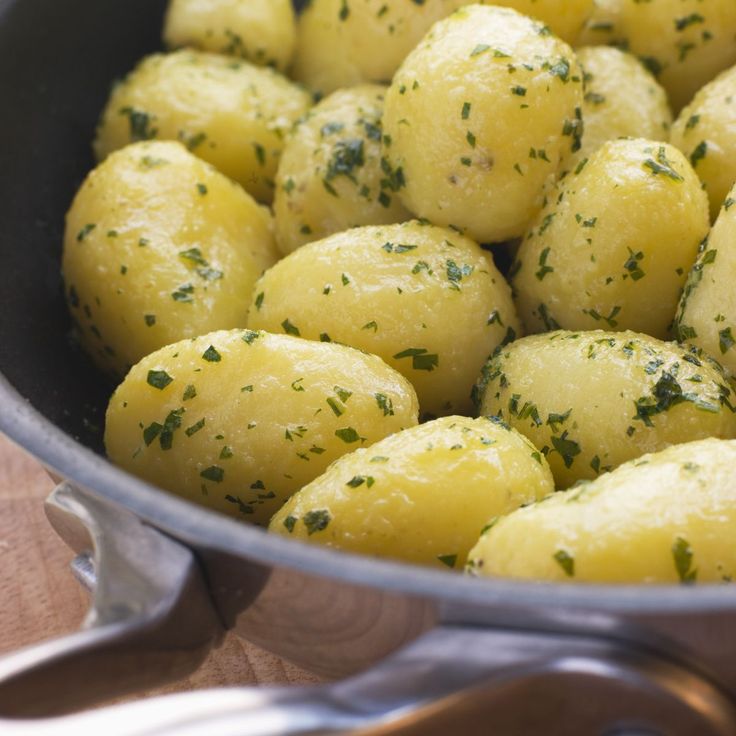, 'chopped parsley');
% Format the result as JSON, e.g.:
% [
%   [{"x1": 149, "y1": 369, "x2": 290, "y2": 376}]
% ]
[
  {"x1": 281, "y1": 318, "x2": 300, "y2": 336},
  {"x1": 393, "y1": 347, "x2": 439, "y2": 372},
  {"x1": 553, "y1": 549, "x2": 575, "y2": 577},
  {"x1": 672, "y1": 536, "x2": 697, "y2": 583},
  {"x1": 147, "y1": 370, "x2": 173, "y2": 390},
  {"x1": 335, "y1": 427, "x2": 361, "y2": 443},
  {"x1": 437, "y1": 554, "x2": 458, "y2": 569},
  {"x1": 200, "y1": 465, "x2": 224, "y2": 483},
  {"x1": 303, "y1": 509, "x2": 331, "y2": 535},
  {"x1": 643, "y1": 146, "x2": 684, "y2": 182},
  {"x1": 346, "y1": 475, "x2": 375, "y2": 488}
]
